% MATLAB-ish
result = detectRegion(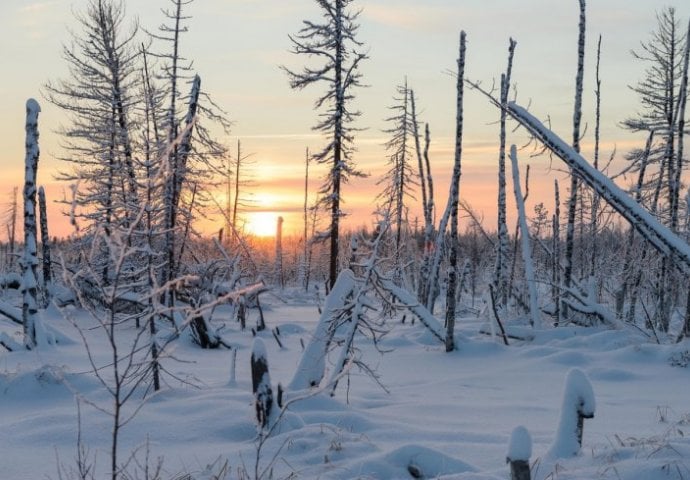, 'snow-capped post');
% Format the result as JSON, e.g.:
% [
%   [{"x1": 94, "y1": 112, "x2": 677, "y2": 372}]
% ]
[
  {"x1": 251, "y1": 338, "x2": 273, "y2": 429},
  {"x1": 507, "y1": 426, "x2": 532, "y2": 480},
  {"x1": 22, "y1": 98, "x2": 41, "y2": 349},
  {"x1": 38, "y1": 186, "x2": 52, "y2": 307},
  {"x1": 510, "y1": 145, "x2": 540, "y2": 327},
  {"x1": 548, "y1": 368, "x2": 595, "y2": 458}
]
